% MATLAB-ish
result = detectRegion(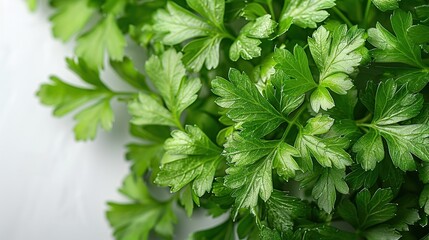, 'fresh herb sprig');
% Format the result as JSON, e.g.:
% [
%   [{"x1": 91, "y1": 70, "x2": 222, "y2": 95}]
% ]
[{"x1": 31, "y1": 0, "x2": 429, "y2": 239}]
